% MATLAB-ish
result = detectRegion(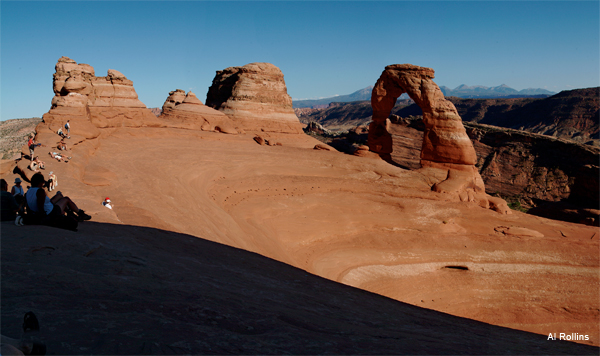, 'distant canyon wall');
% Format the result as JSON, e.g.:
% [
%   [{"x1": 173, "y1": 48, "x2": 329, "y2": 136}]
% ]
[{"x1": 388, "y1": 116, "x2": 599, "y2": 214}]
